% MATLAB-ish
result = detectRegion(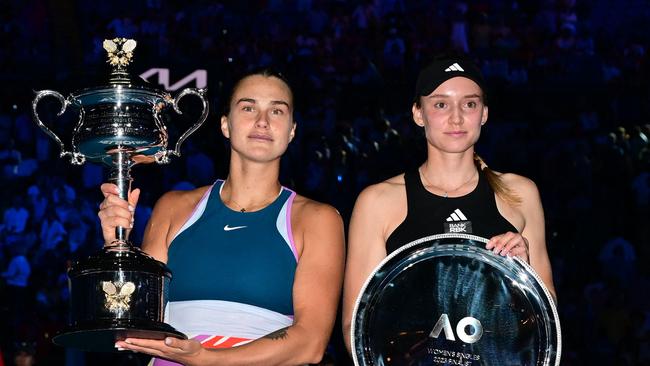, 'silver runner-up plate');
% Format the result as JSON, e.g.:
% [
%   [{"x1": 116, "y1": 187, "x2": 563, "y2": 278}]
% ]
[{"x1": 352, "y1": 233, "x2": 561, "y2": 366}]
